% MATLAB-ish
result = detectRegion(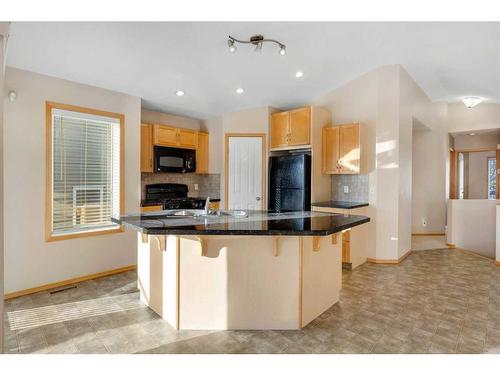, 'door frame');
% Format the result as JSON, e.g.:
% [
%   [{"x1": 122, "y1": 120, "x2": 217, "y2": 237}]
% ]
[{"x1": 224, "y1": 133, "x2": 267, "y2": 210}]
